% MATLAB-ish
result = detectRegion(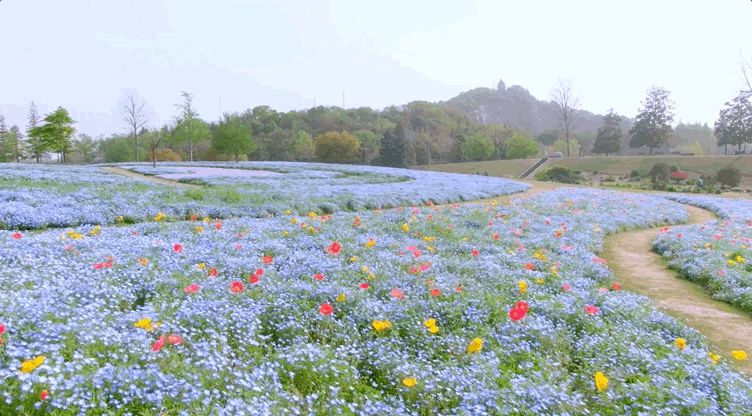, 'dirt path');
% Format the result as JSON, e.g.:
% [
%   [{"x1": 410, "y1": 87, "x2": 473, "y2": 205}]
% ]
[
  {"x1": 101, "y1": 166, "x2": 201, "y2": 189},
  {"x1": 602, "y1": 206, "x2": 752, "y2": 375}
]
